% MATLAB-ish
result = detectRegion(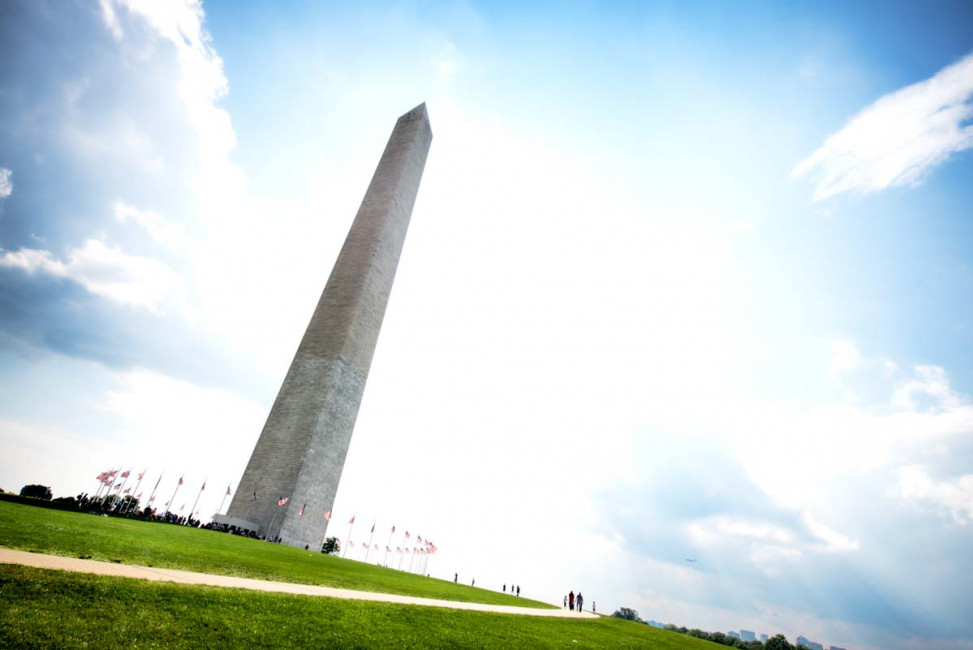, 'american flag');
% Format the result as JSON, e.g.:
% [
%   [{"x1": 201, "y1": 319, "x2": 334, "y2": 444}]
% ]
[
  {"x1": 226, "y1": 486, "x2": 232, "y2": 496},
  {"x1": 178, "y1": 476, "x2": 184, "y2": 486},
  {"x1": 121, "y1": 470, "x2": 130, "y2": 478},
  {"x1": 349, "y1": 541, "x2": 355, "y2": 548},
  {"x1": 277, "y1": 496, "x2": 288, "y2": 506},
  {"x1": 404, "y1": 531, "x2": 410, "y2": 539},
  {"x1": 325, "y1": 510, "x2": 332, "y2": 520},
  {"x1": 201, "y1": 481, "x2": 206, "y2": 491},
  {"x1": 250, "y1": 491, "x2": 257, "y2": 503},
  {"x1": 348, "y1": 515, "x2": 355, "y2": 524},
  {"x1": 391, "y1": 525, "x2": 396, "y2": 533},
  {"x1": 179, "y1": 505, "x2": 185, "y2": 511},
  {"x1": 137, "y1": 471, "x2": 144, "y2": 481},
  {"x1": 123, "y1": 488, "x2": 130, "y2": 494},
  {"x1": 298, "y1": 503, "x2": 306, "y2": 517},
  {"x1": 370, "y1": 523, "x2": 375, "y2": 533},
  {"x1": 149, "y1": 496, "x2": 156, "y2": 502}
]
